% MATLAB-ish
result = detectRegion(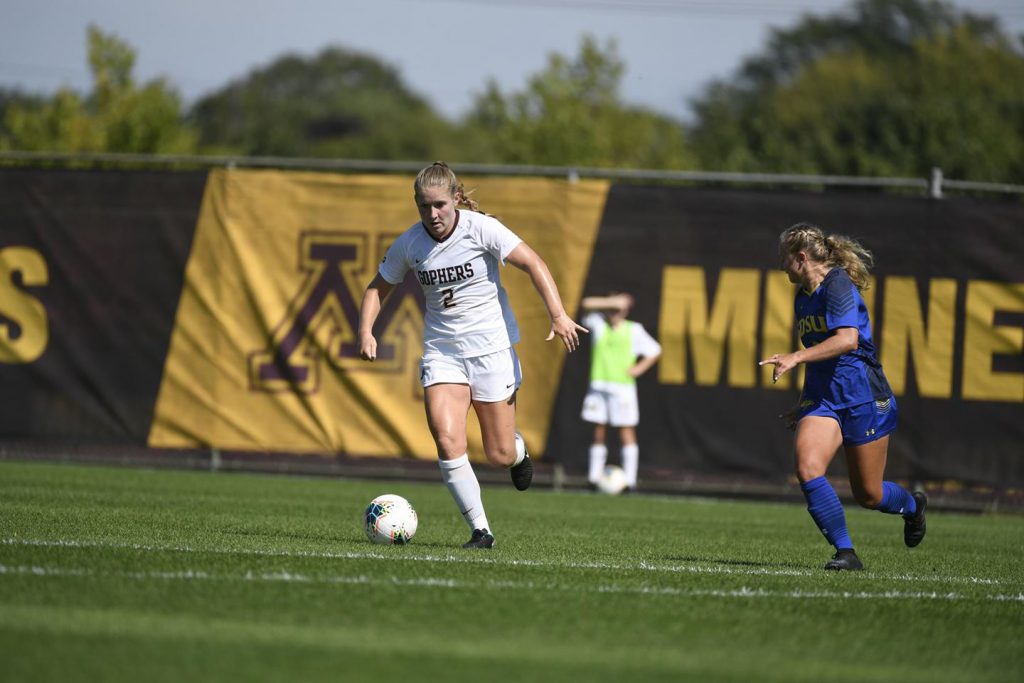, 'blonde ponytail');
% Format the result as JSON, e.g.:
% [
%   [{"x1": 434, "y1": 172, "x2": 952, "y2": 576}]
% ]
[
  {"x1": 414, "y1": 161, "x2": 480, "y2": 212},
  {"x1": 780, "y1": 222, "x2": 874, "y2": 290}
]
